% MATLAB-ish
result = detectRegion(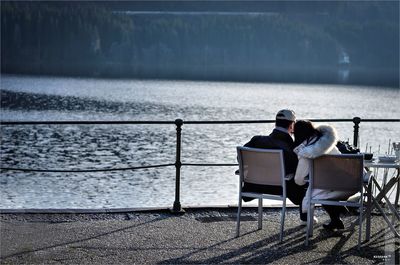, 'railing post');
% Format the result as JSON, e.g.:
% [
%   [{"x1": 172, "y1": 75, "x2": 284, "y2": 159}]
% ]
[
  {"x1": 353, "y1": 117, "x2": 361, "y2": 148},
  {"x1": 172, "y1": 118, "x2": 184, "y2": 213}
]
